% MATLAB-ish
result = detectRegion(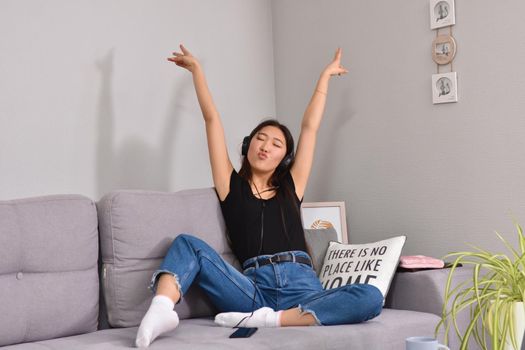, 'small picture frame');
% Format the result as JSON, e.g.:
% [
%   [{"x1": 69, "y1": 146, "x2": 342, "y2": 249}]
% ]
[
  {"x1": 301, "y1": 201, "x2": 348, "y2": 243},
  {"x1": 429, "y1": 0, "x2": 455, "y2": 29},
  {"x1": 432, "y1": 34, "x2": 456, "y2": 65},
  {"x1": 432, "y1": 72, "x2": 458, "y2": 104}
]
